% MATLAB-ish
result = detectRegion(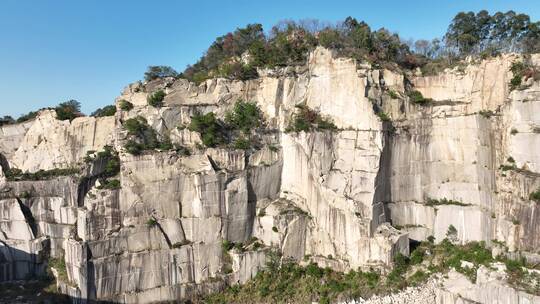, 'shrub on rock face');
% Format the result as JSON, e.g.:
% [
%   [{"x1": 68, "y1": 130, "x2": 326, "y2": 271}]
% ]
[
  {"x1": 387, "y1": 90, "x2": 399, "y2": 99},
  {"x1": 124, "y1": 140, "x2": 144, "y2": 155},
  {"x1": 530, "y1": 188, "x2": 540, "y2": 202},
  {"x1": 146, "y1": 218, "x2": 158, "y2": 227},
  {"x1": 407, "y1": 90, "x2": 432, "y2": 105},
  {"x1": 5, "y1": 167, "x2": 80, "y2": 181},
  {"x1": 509, "y1": 61, "x2": 540, "y2": 91},
  {"x1": 189, "y1": 112, "x2": 225, "y2": 147},
  {"x1": 286, "y1": 105, "x2": 337, "y2": 132},
  {"x1": 91, "y1": 105, "x2": 116, "y2": 117},
  {"x1": 122, "y1": 116, "x2": 184, "y2": 155},
  {"x1": 123, "y1": 116, "x2": 149, "y2": 135},
  {"x1": 147, "y1": 90, "x2": 166, "y2": 108},
  {"x1": 97, "y1": 179, "x2": 121, "y2": 190},
  {"x1": 225, "y1": 100, "x2": 262, "y2": 133},
  {"x1": 119, "y1": 100, "x2": 134, "y2": 111},
  {"x1": 101, "y1": 147, "x2": 120, "y2": 177},
  {"x1": 233, "y1": 136, "x2": 251, "y2": 150},
  {"x1": 377, "y1": 112, "x2": 391, "y2": 122},
  {"x1": 218, "y1": 62, "x2": 258, "y2": 80}
]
